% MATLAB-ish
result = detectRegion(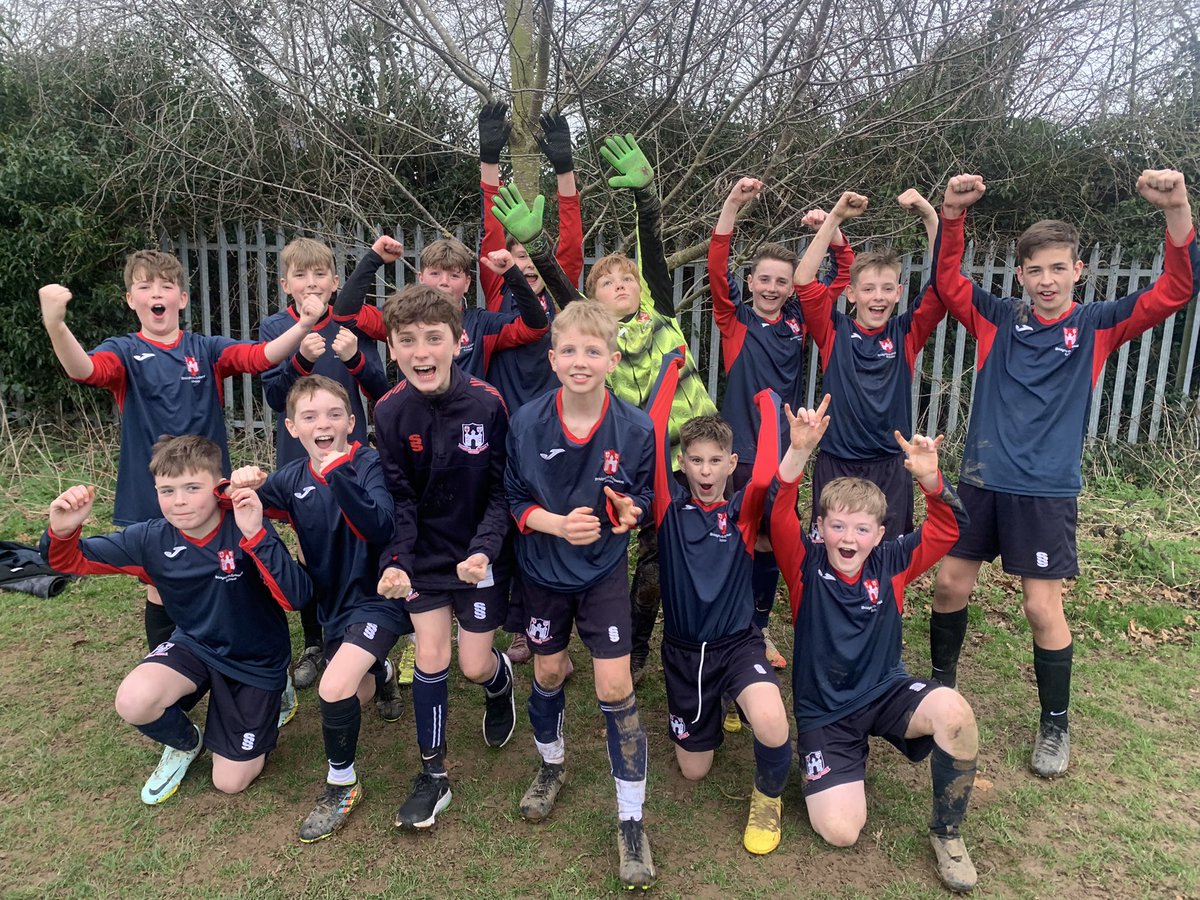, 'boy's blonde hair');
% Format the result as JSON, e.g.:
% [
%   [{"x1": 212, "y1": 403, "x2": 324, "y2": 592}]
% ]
[
  {"x1": 419, "y1": 238, "x2": 474, "y2": 275},
  {"x1": 124, "y1": 251, "x2": 184, "y2": 290},
  {"x1": 286, "y1": 374, "x2": 351, "y2": 420},
  {"x1": 382, "y1": 285, "x2": 463, "y2": 339},
  {"x1": 280, "y1": 237, "x2": 335, "y2": 276},
  {"x1": 849, "y1": 249, "x2": 902, "y2": 287},
  {"x1": 819, "y1": 476, "x2": 888, "y2": 524},
  {"x1": 149, "y1": 435, "x2": 223, "y2": 481},
  {"x1": 584, "y1": 254, "x2": 638, "y2": 297},
  {"x1": 552, "y1": 300, "x2": 618, "y2": 352}
]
